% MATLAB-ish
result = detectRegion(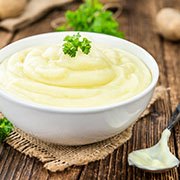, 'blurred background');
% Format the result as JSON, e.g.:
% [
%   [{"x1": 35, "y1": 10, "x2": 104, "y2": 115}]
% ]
[{"x1": 0, "y1": 0, "x2": 179, "y2": 41}]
